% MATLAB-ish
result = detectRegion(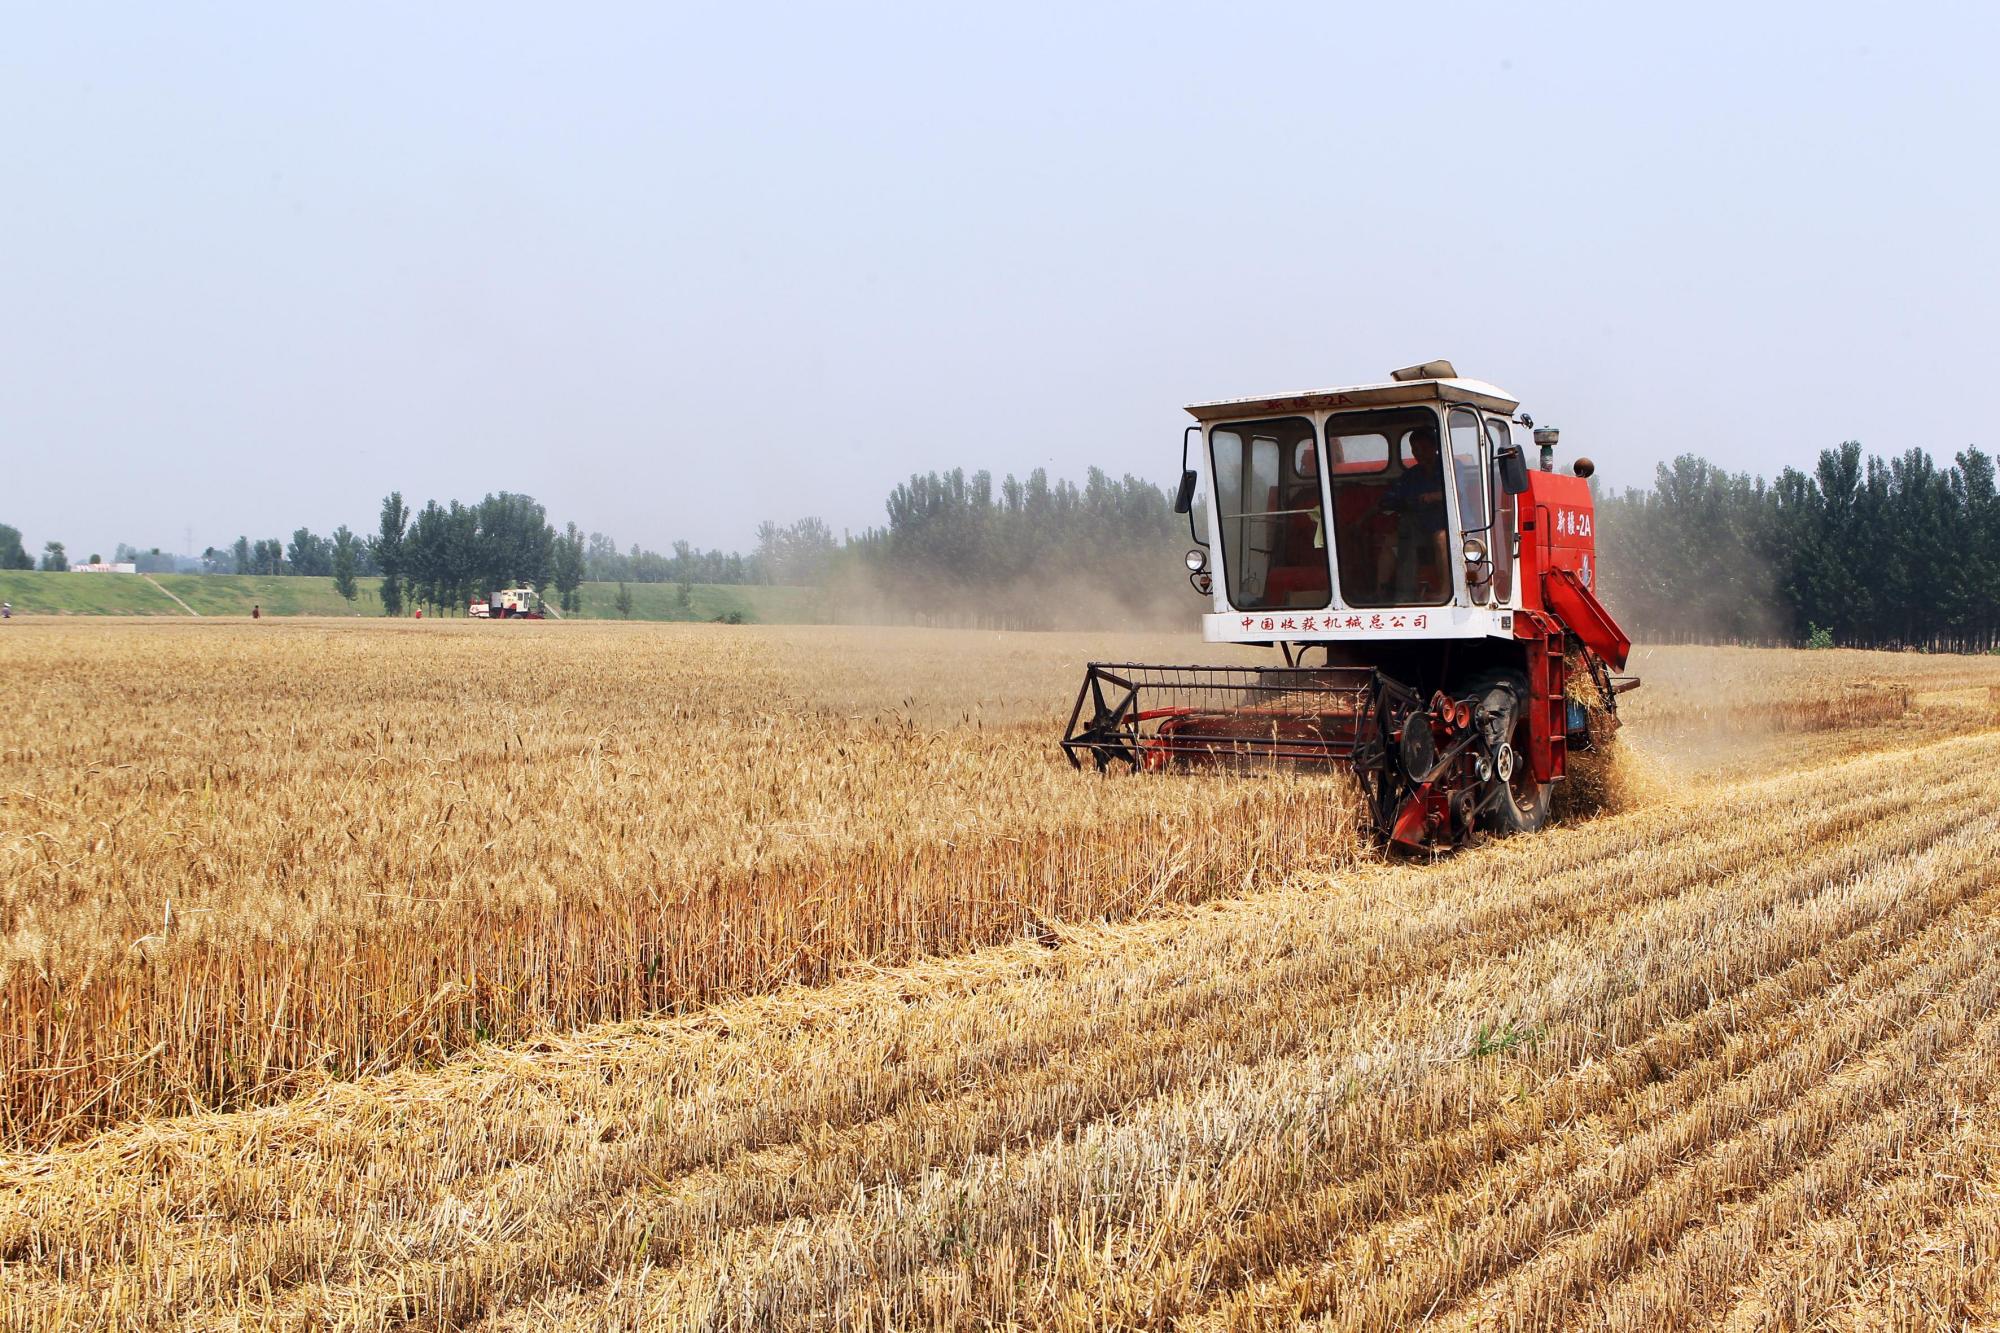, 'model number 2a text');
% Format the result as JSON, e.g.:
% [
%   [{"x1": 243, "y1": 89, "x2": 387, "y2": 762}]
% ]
[{"x1": 1553, "y1": 508, "x2": 1593, "y2": 538}]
